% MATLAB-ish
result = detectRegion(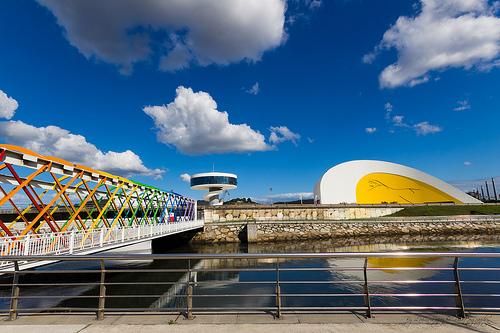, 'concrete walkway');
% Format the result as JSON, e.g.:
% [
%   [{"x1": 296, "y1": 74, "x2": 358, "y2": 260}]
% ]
[{"x1": 1, "y1": 313, "x2": 500, "y2": 333}]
